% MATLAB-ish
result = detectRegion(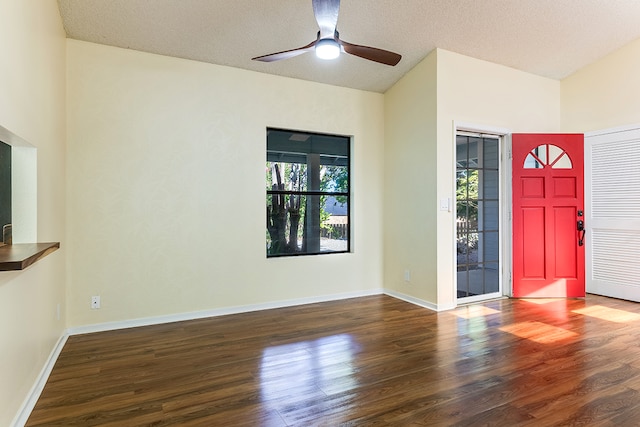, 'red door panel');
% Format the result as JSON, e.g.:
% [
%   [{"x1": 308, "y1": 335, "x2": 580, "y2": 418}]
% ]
[
  {"x1": 521, "y1": 207, "x2": 545, "y2": 278},
  {"x1": 554, "y1": 207, "x2": 578, "y2": 278},
  {"x1": 512, "y1": 134, "x2": 585, "y2": 298}
]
